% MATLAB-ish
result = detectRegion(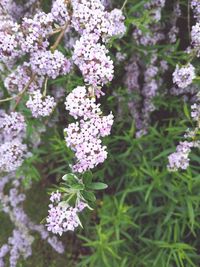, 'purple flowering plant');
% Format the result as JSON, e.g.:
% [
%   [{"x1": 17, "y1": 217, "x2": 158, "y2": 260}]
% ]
[{"x1": 1, "y1": 0, "x2": 200, "y2": 266}]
